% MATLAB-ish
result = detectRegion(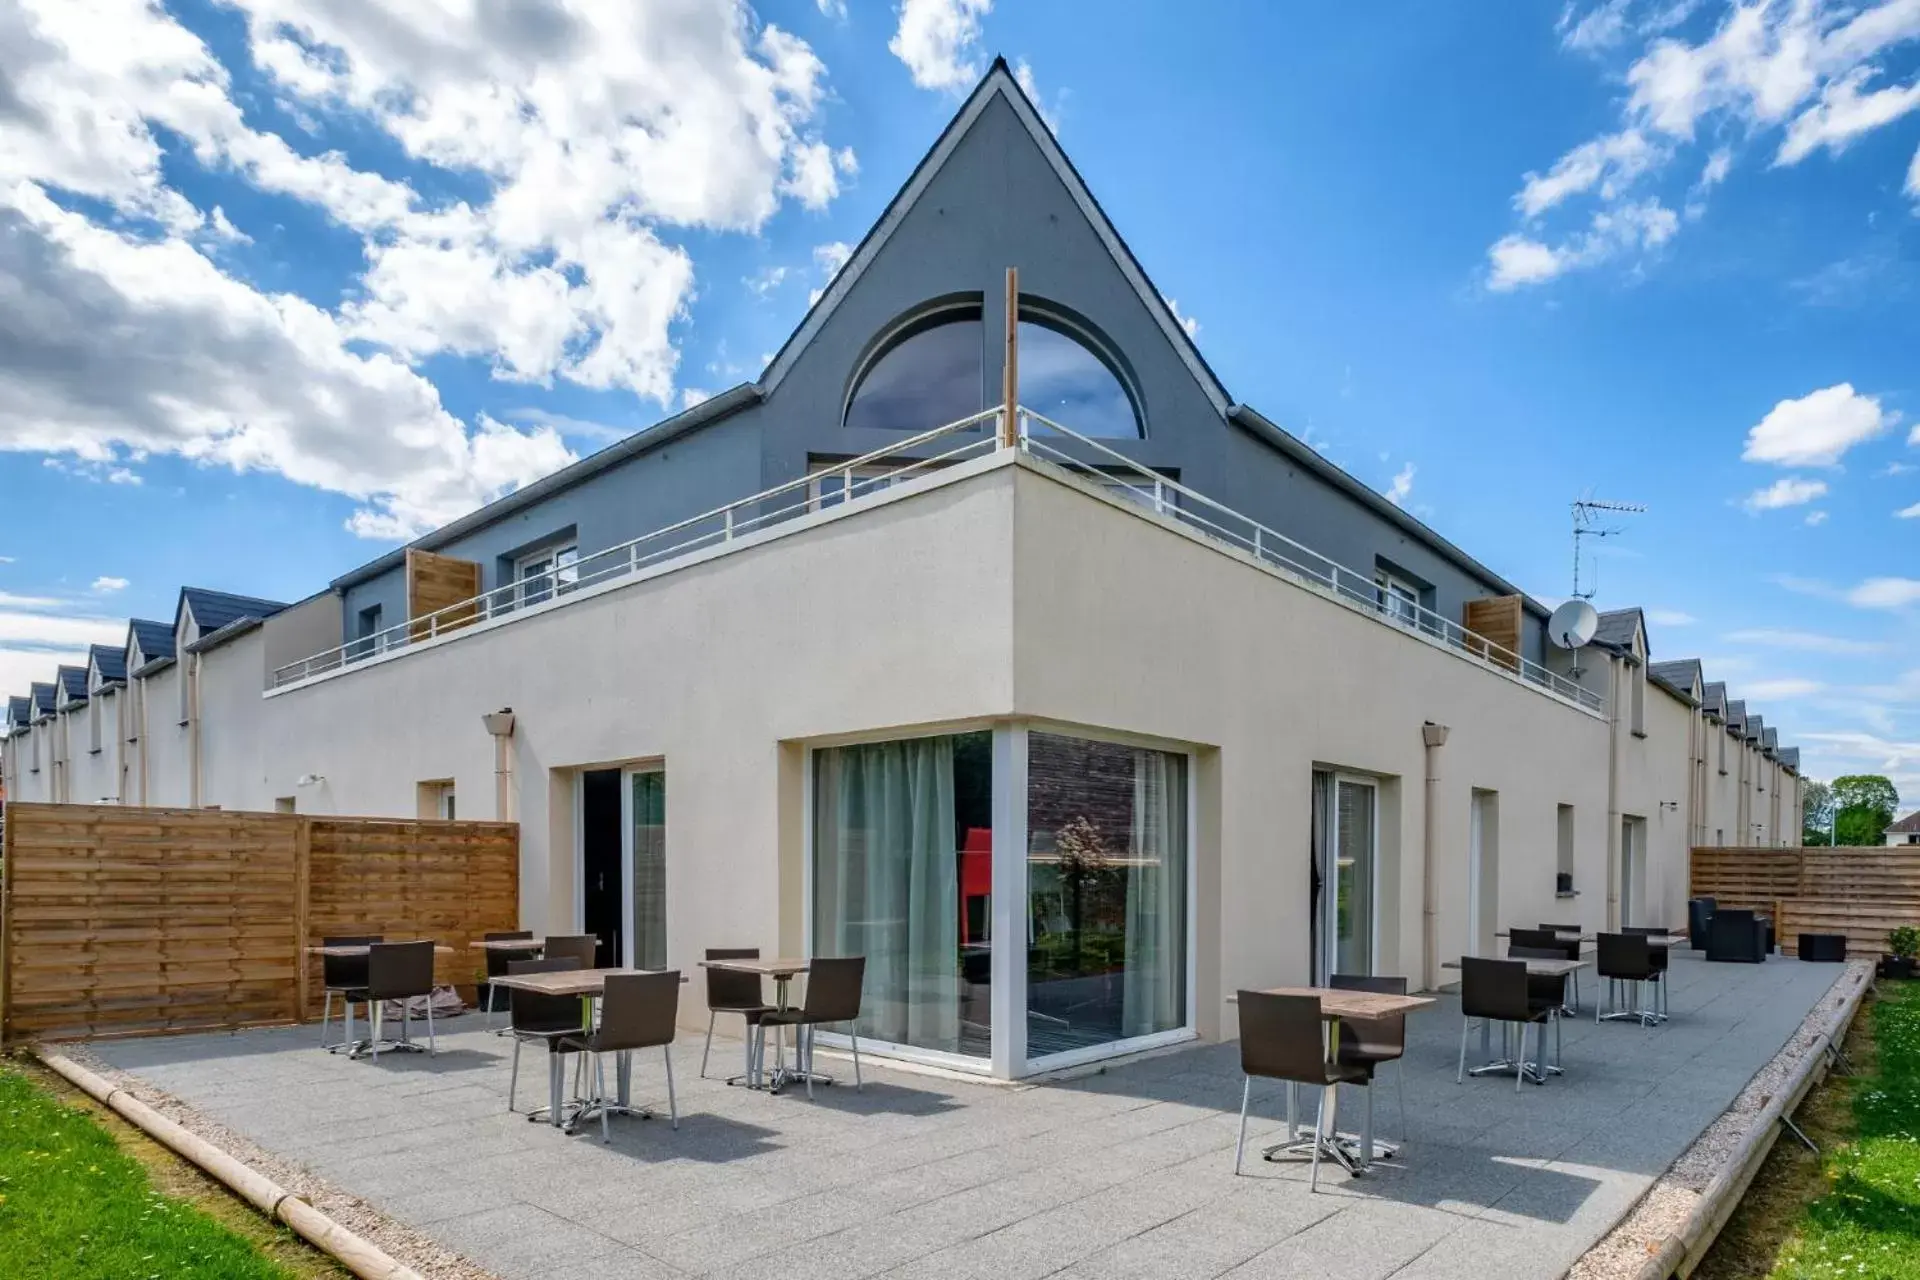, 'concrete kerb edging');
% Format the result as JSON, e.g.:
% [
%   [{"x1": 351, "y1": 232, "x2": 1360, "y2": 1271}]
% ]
[
  {"x1": 1628, "y1": 963, "x2": 1873, "y2": 1280},
  {"x1": 34, "y1": 1050, "x2": 427, "y2": 1280}
]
